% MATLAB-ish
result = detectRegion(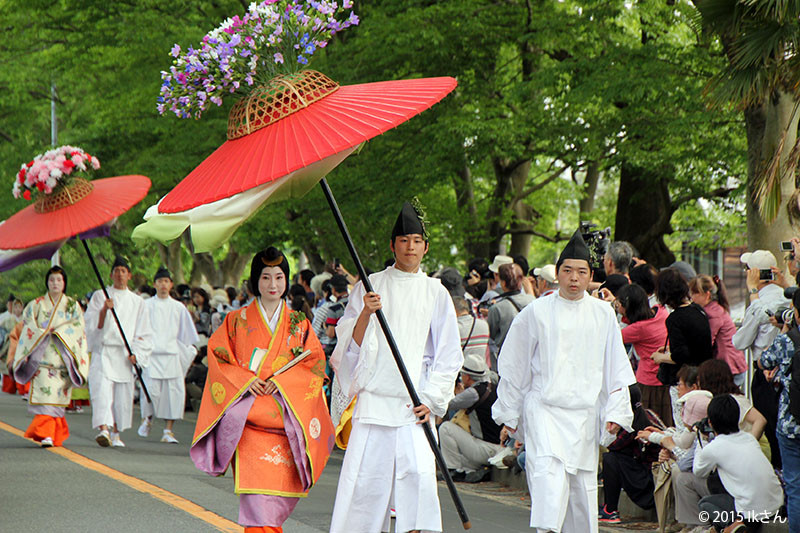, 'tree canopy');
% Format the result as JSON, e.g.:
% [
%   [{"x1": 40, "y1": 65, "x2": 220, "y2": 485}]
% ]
[{"x1": 0, "y1": 0, "x2": 753, "y2": 303}]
